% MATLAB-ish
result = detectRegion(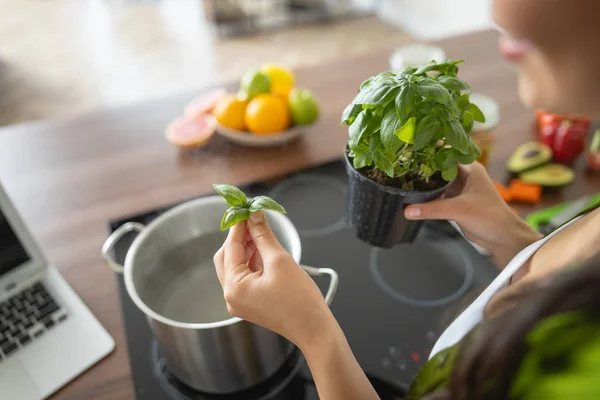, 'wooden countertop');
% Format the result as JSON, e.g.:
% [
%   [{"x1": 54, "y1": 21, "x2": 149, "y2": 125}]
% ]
[{"x1": 0, "y1": 29, "x2": 598, "y2": 399}]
